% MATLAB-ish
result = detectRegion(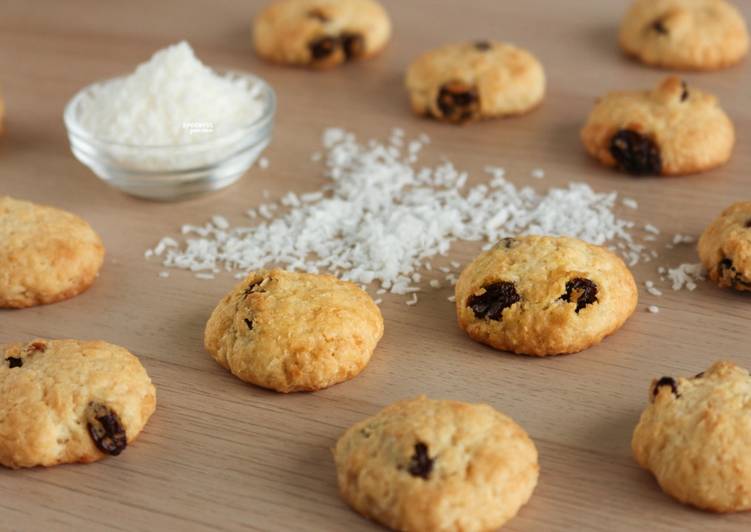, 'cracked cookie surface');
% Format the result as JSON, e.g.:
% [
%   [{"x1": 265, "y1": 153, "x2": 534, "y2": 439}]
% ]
[
  {"x1": 0, "y1": 196, "x2": 105, "y2": 308},
  {"x1": 0, "y1": 339, "x2": 156, "y2": 469},
  {"x1": 405, "y1": 40, "x2": 545, "y2": 124},
  {"x1": 204, "y1": 269, "x2": 383, "y2": 392},
  {"x1": 455, "y1": 236, "x2": 638, "y2": 356},
  {"x1": 632, "y1": 361, "x2": 751, "y2": 512},
  {"x1": 334, "y1": 396, "x2": 538, "y2": 532},
  {"x1": 581, "y1": 76, "x2": 734, "y2": 176}
]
